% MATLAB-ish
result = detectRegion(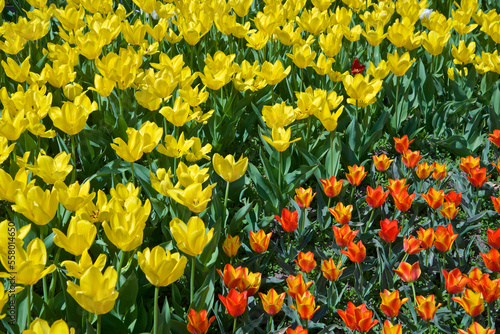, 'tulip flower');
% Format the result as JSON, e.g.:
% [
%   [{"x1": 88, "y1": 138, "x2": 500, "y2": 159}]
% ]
[
  {"x1": 492, "y1": 196, "x2": 500, "y2": 214},
  {"x1": 402, "y1": 149, "x2": 422, "y2": 168},
  {"x1": 187, "y1": 309, "x2": 215, "y2": 334},
  {"x1": 414, "y1": 295, "x2": 441, "y2": 321},
  {"x1": 261, "y1": 102, "x2": 296, "y2": 128},
  {"x1": 168, "y1": 183, "x2": 217, "y2": 213},
  {"x1": 12, "y1": 185, "x2": 59, "y2": 226},
  {"x1": 460, "y1": 156, "x2": 480, "y2": 174},
  {"x1": 434, "y1": 224, "x2": 458, "y2": 252},
  {"x1": 275, "y1": 208, "x2": 299, "y2": 232},
  {"x1": 393, "y1": 135, "x2": 414, "y2": 154},
  {"x1": 345, "y1": 164, "x2": 367, "y2": 185},
  {"x1": 0, "y1": 220, "x2": 30, "y2": 259},
  {"x1": 379, "y1": 290, "x2": 409, "y2": 318},
  {"x1": 342, "y1": 73, "x2": 383, "y2": 107},
  {"x1": 53, "y1": 216, "x2": 96, "y2": 256},
  {"x1": 295, "y1": 251, "x2": 317, "y2": 273},
  {"x1": 286, "y1": 274, "x2": 313, "y2": 299},
  {"x1": 55, "y1": 180, "x2": 96, "y2": 212},
  {"x1": 1, "y1": 56, "x2": 30, "y2": 83},
  {"x1": 170, "y1": 217, "x2": 214, "y2": 257},
  {"x1": 321, "y1": 258, "x2": 345, "y2": 281},
  {"x1": 175, "y1": 163, "x2": 210, "y2": 188},
  {"x1": 332, "y1": 224, "x2": 359, "y2": 247},
  {"x1": 452, "y1": 289, "x2": 485, "y2": 317},
  {"x1": 422, "y1": 187, "x2": 445, "y2": 209},
  {"x1": 291, "y1": 291, "x2": 320, "y2": 320},
  {"x1": 286, "y1": 43, "x2": 316, "y2": 68},
  {"x1": 467, "y1": 268, "x2": 485, "y2": 292},
  {"x1": 314, "y1": 105, "x2": 344, "y2": 131},
  {"x1": 320, "y1": 177, "x2": 343, "y2": 197},
  {"x1": 392, "y1": 191, "x2": 415, "y2": 212},
  {"x1": 416, "y1": 162, "x2": 434, "y2": 179},
  {"x1": 337, "y1": 302, "x2": 379, "y2": 333},
  {"x1": 157, "y1": 132, "x2": 194, "y2": 158},
  {"x1": 404, "y1": 235, "x2": 424, "y2": 255},
  {"x1": 481, "y1": 249, "x2": 500, "y2": 272},
  {"x1": 393, "y1": 261, "x2": 421, "y2": 283},
  {"x1": 440, "y1": 202, "x2": 459, "y2": 220},
  {"x1": 432, "y1": 162, "x2": 447, "y2": 180},
  {"x1": 255, "y1": 60, "x2": 291, "y2": 85},
  {"x1": 467, "y1": 167, "x2": 490, "y2": 187},
  {"x1": 25, "y1": 151, "x2": 73, "y2": 184},
  {"x1": 475, "y1": 275, "x2": 500, "y2": 303},
  {"x1": 373, "y1": 154, "x2": 394, "y2": 171},
  {"x1": 351, "y1": 58, "x2": 366, "y2": 74},
  {"x1": 366, "y1": 186, "x2": 389, "y2": 208},
  {"x1": 487, "y1": 228, "x2": 500, "y2": 249},
  {"x1": 222, "y1": 235, "x2": 241, "y2": 258},
  {"x1": 0, "y1": 136, "x2": 15, "y2": 165},
  {"x1": 262, "y1": 127, "x2": 301, "y2": 152},
  {"x1": 23, "y1": 318, "x2": 75, "y2": 334},
  {"x1": 341, "y1": 241, "x2": 366, "y2": 263},
  {"x1": 443, "y1": 268, "x2": 470, "y2": 294},
  {"x1": 417, "y1": 227, "x2": 435, "y2": 249},
  {"x1": 445, "y1": 190, "x2": 462, "y2": 207},
  {"x1": 61, "y1": 249, "x2": 107, "y2": 279},
  {"x1": 488, "y1": 129, "x2": 500, "y2": 147},
  {"x1": 382, "y1": 320, "x2": 402, "y2": 334},
  {"x1": 294, "y1": 187, "x2": 316, "y2": 208},
  {"x1": 219, "y1": 289, "x2": 248, "y2": 317},
  {"x1": 387, "y1": 50, "x2": 416, "y2": 76},
  {"x1": 379, "y1": 219, "x2": 400, "y2": 243},
  {"x1": 286, "y1": 326, "x2": 308, "y2": 334},
  {"x1": 387, "y1": 179, "x2": 409, "y2": 196},
  {"x1": 249, "y1": 230, "x2": 272, "y2": 253},
  {"x1": 137, "y1": 246, "x2": 187, "y2": 287},
  {"x1": 491, "y1": 156, "x2": 500, "y2": 174},
  {"x1": 259, "y1": 288, "x2": 286, "y2": 315},
  {"x1": 212, "y1": 153, "x2": 248, "y2": 183},
  {"x1": 457, "y1": 322, "x2": 495, "y2": 334},
  {"x1": 49, "y1": 94, "x2": 97, "y2": 135},
  {"x1": 329, "y1": 202, "x2": 353, "y2": 225}
]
